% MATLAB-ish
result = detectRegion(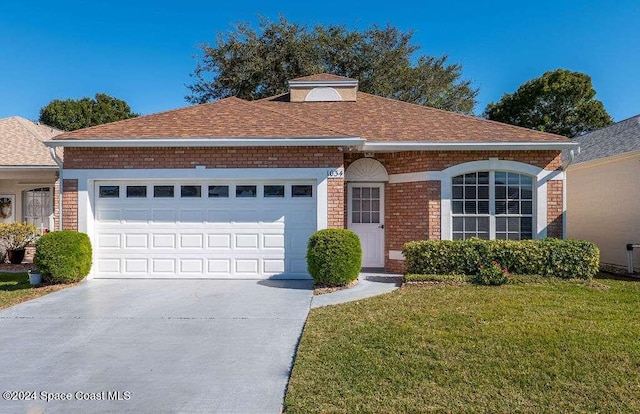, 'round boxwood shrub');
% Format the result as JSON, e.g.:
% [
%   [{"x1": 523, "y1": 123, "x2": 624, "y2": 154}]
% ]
[
  {"x1": 307, "y1": 229, "x2": 362, "y2": 286},
  {"x1": 34, "y1": 231, "x2": 92, "y2": 284}
]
